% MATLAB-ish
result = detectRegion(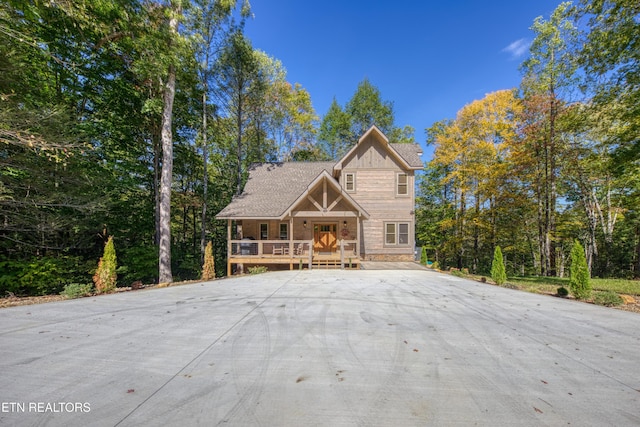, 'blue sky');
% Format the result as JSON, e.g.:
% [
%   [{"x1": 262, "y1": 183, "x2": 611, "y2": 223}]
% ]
[{"x1": 243, "y1": 0, "x2": 563, "y2": 159}]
